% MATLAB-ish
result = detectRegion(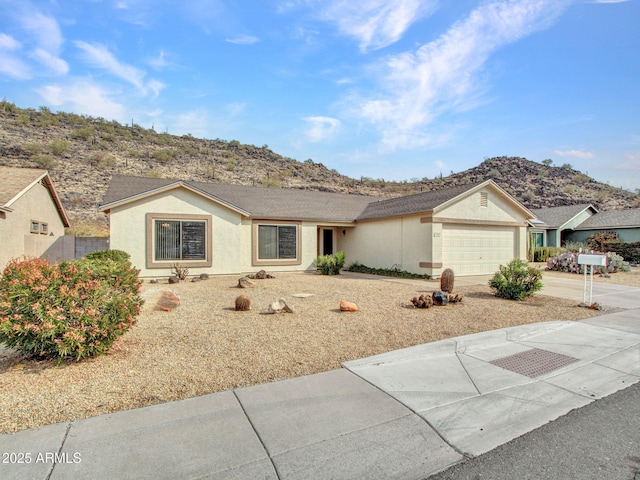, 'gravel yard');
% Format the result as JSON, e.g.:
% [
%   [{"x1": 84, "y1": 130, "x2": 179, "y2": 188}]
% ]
[{"x1": 0, "y1": 269, "x2": 621, "y2": 434}]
